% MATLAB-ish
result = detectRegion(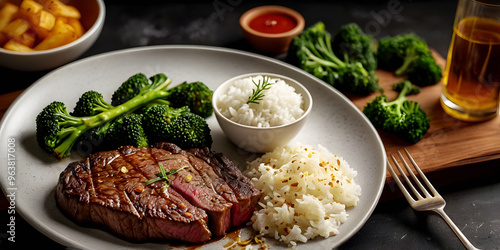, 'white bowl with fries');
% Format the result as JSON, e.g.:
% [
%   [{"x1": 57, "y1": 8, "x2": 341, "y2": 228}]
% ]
[{"x1": 0, "y1": 0, "x2": 105, "y2": 71}]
